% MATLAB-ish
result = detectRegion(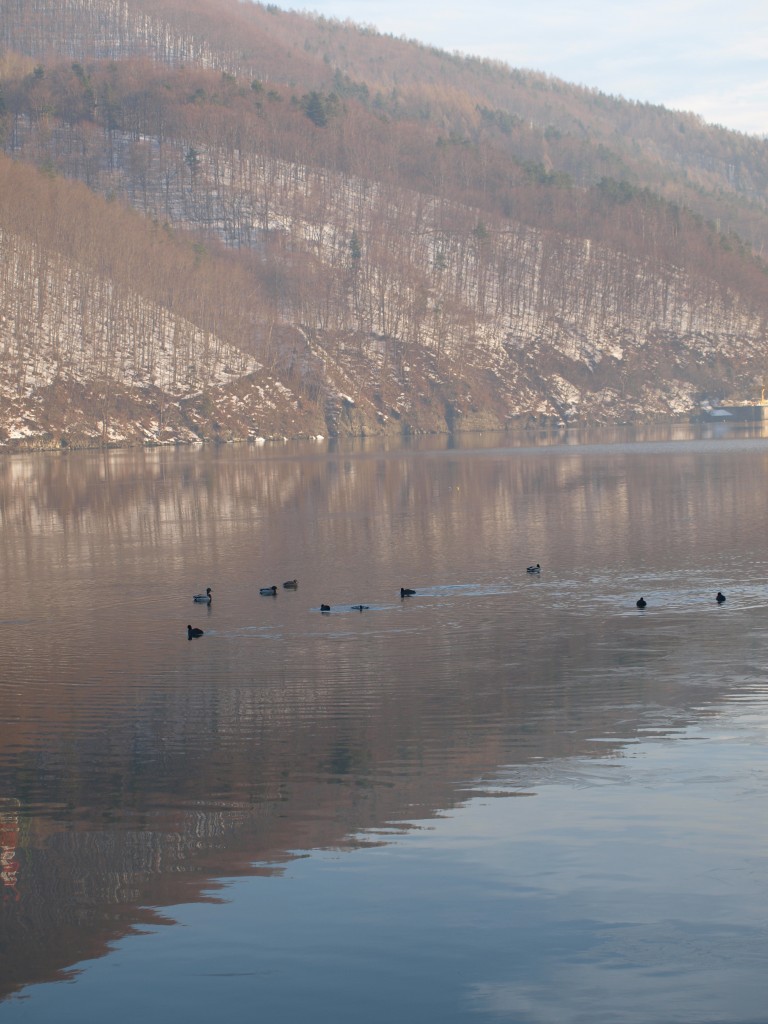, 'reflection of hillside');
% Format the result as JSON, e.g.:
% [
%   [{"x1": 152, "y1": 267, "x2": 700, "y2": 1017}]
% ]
[
  {"x1": 0, "y1": 433, "x2": 763, "y2": 999},
  {"x1": 0, "y1": 637, "x2": 689, "y2": 1002}
]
